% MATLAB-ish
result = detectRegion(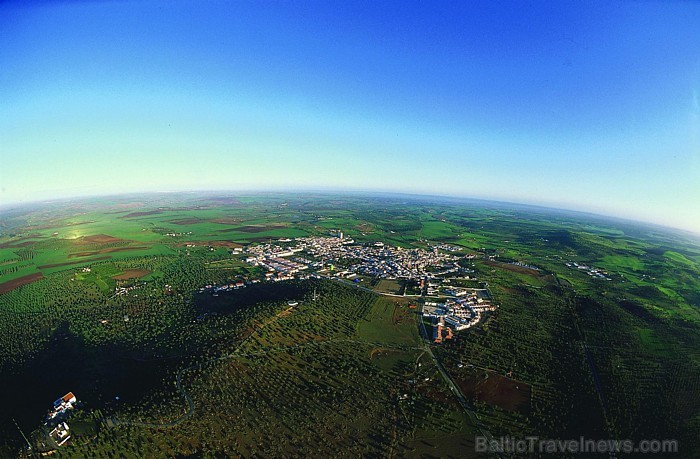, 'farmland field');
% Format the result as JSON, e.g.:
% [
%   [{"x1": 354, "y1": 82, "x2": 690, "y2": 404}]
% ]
[{"x1": 0, "y1": 192, "x2": 699, "y2": 457}]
